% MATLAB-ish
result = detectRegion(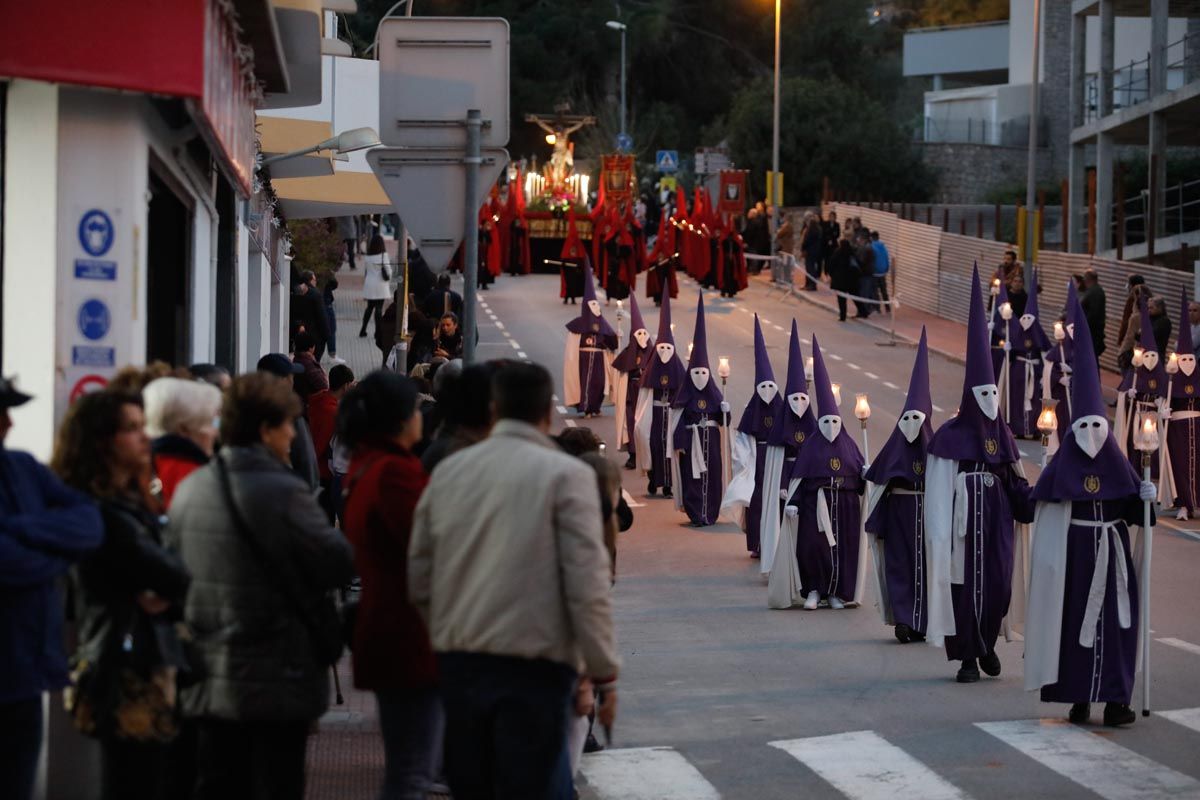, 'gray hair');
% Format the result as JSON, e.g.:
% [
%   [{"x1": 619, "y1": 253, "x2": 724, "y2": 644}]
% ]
[{"x1": 143, "y1": 377, "x2": 222, "y2": 438}]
